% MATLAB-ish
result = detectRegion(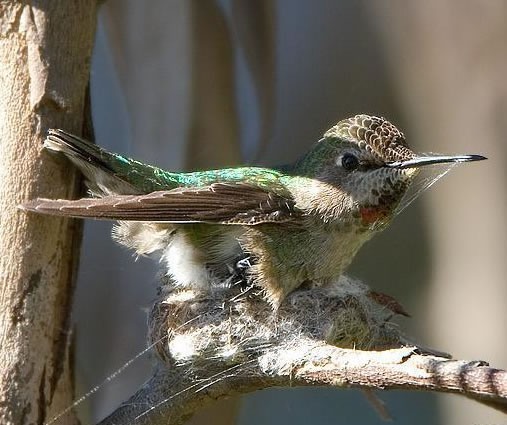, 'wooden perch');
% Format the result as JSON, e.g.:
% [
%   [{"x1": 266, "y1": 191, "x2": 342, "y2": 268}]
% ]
[
  {"x1": 93, "y1": 277, "x2": 507, "y2": 425},
  {"x1": 96, "y1": 345, "x2": 506, "y2": 425}
]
